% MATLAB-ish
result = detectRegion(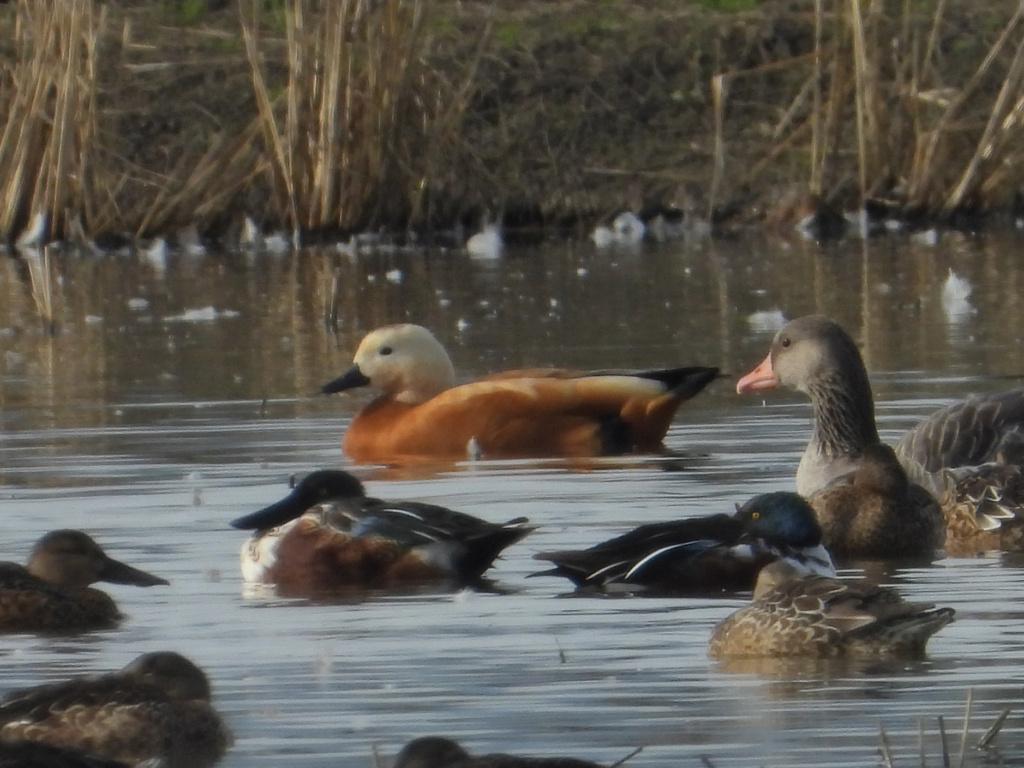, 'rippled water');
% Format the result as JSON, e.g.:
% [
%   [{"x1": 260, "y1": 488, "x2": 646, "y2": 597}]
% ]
[{"x1": 2, "y1": 232, "x2": 1024, "y2": 767}]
